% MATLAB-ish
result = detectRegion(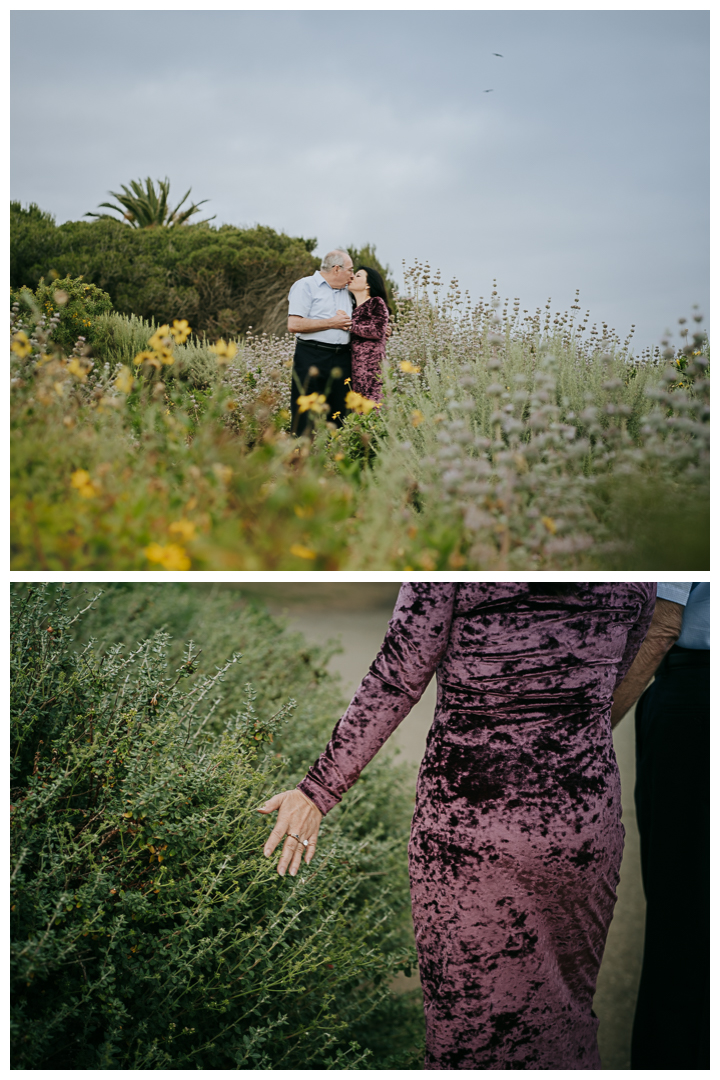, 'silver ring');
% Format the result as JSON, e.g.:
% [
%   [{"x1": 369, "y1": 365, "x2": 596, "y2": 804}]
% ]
[{"x1": 293, "y1": 833, "x2": 309, "y2": 847}]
